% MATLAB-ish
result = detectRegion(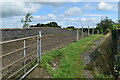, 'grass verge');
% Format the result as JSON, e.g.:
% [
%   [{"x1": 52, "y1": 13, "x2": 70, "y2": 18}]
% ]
[{"x1": 40, "y1": 34, "x2": 104, "y2": 78}]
